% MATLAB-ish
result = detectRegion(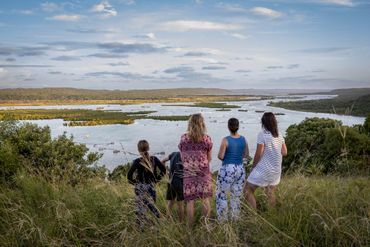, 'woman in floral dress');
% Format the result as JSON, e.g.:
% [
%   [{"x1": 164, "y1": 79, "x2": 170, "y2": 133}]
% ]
[{"x1": 178, "y1": 113, "x2": 213, "y2": 225}]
